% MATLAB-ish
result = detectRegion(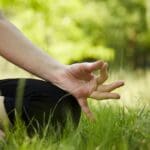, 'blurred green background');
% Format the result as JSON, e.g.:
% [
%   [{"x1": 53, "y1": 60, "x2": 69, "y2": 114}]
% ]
[
  {"x1": 0, "y1": 1, "x2": 150, "y2": 149},
  {"x1": 0, "y1": 0, "x2": 150, "y2": 69}
]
